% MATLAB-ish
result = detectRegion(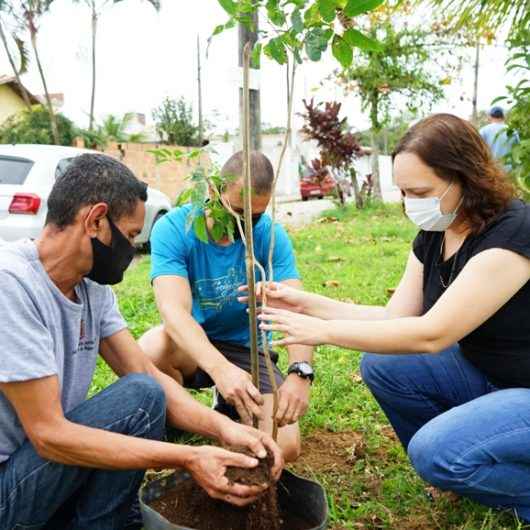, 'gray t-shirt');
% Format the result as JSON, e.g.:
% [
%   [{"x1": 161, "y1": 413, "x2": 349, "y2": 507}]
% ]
[{"x1": 0, "y1": 240, "x2": 126, "y2": 463}]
